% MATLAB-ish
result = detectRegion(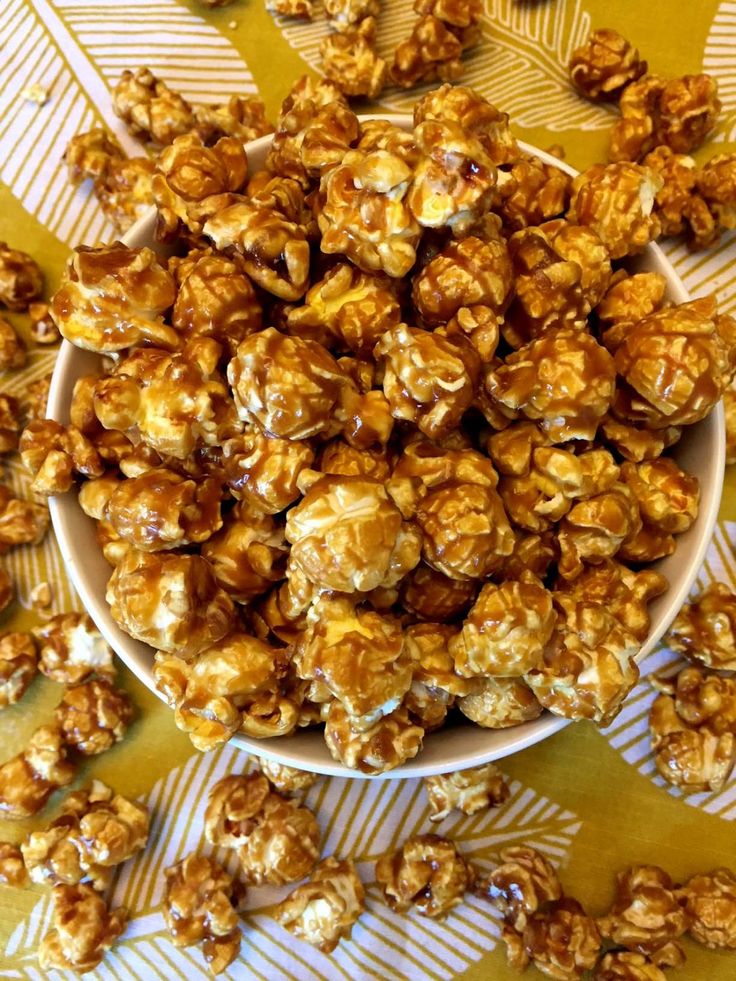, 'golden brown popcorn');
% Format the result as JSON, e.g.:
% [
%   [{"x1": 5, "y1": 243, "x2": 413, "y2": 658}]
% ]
[
  {"x1": 30, "y1": 582, "x2": 52, "y2": 610},
  {"x1": 642, "y1": 145, "x2": 699, "y2": 238},
  {"x1": 569, "y1": 29, "x2": 647, "y2": 101},
  {"x1": 38, "y1": 883, "x2": 128, "y2": 974},
  {"x1": 319, "y1": 148, "x2": 420, "y2": 279},
  {"x1": 400, "y1": 562, "x2": 478, "y2": 622},
  {"x1": 0, "y1": 315, "x2": 26, "y2": 371},
  {"x1": 617, "y1": 523, "x2": 676, "y2": 564},
  {"x1": 498, "y1": 154, "x2": 572, "y2": 231},
  {"x1": 107, "y1": 550, "x2": 235, "y2": 659},
  {"x1": 113, "y1": 67, "x2": 195, "y2": 146},
  {"x1": 501, "y1": 530, "x2": 557, "y2": 580},
  {"x1": 522, "y1": 897, "x2": 602, "y2": 981},
  {"x1": 260, "y1": 759, "x2": 317, "y2": 795},
  {"x1": 593, "y1": 951, "x2": 667, "y2": 981},
  {"x1": 286, "y1": 474, "x2": 421, "y2": 592},
  {"x1": 28, "y1": 301, "x2": 61, "y2": 344},
  {"x1": 320, "y1": 19, "x2": 387, "y2": 99},
  {"x1": 596, "y1": 271, "x2": 667, "y2": 328},
  {"x1": 247, "y1": 172, "x2": 317, "y2": 238},
  {"x1": 393, "y1": 438, "x2": 498, "y2": 494},
  {"x1": 163, "y1": 853, "x2": 243, "y2": 975},
  {"x1": 51, "y1": 243, "x2": 177, "y2": 353},
  {"x1": 266, "y1": 0, "x2": 313, "y2": 17},
  {"x1": 95, "y1": 155, "x2": 156, "y2": 234},
  {"x1": 457, "y1": 676, "x2": 543, "y2": 728},
  {"x1": 597, "y1": 865, "x2": 690, "y2": 966},
  {"x1": 620, "y1": 458, "x2": 699, "y2": 535},
  {"x1": 0, "y1": 633, "x2": 37, "y2": 708},
  {"x1": 413, "y1": 84, "x2": 518, "y2": 166},
  {"x1": 357, "y1": 118, "x2": 420, "y2": 168},
  {"x1": 390, "y1": 16, "x2": 465, "y2": 89},
  {"x1": 476, "y1": 845, "x2": 562, "y2": 932},
  {"x1": 681, "y1": 867, "x2": 736, "y2": 949},
  {"x1": 443, "y1": 304, "x2": 499, "y2": 362},
  {"x1": 414, "y1": 0, "x2": 482, "y2": 33},
  {"x1": 0, "y1": 393, "x2": 21, "y2": 453},
  {"x1": 318, "y1": 439, "x2": 393, "y2": 482},
  {"x1": 697, "y1": 152, "x2": 736, "y2": 234},
  {"x1": 0, "y1": 724, "x2": 76, "y2": 818},
  {"x1": 556, "y1": 482, "x2": 642, "y2": 580},
  {"x1": 194, "y1": 95, "x2": 273, "y2": 145},
  {"x1": 0, "y1": 485, "x2": 49, "y2": 554},
  {"x1": 204, "y1": 772, "x2": 272, "y2": 848},
  {"x1": 287, "y1": 263, "x2": 400, "y2": 356},
  {"x1": 0, "y1": 243, "x2": 43, "y2": 311},
  {"x1": 599, "y1": 414, "x2": 681, "y2": 463},
  {"x1": 54, "y1": 679, "x2": 134, "y2": 755},
  {"x1": 64, "y1": 128, "x2": 123, "y2": 184},
  {"x1": 376, "y1": 834, "x2": 474, "y2": 918},
  {"x1": 487, "y1": 328, "x2": 616, "y2": 441},
  {"x1": 222, "y1": 429, "x2": 314, "y2": 513},
  {"x1": 274, "y1": 856, "x2": 365, "y2": 953},
  {"x1": 34, "y1": 612, "x2": 114, "y2": 685},
  {"x1": 202, "y1": 500, "x2": 287, "y2": 603},
  {"x1": 324, "y1": 701, "x2": 424, "y2": 773},
  {"x1": 425, "y1": 763, "x2": 509, "y2": 822},
  {"x1": 325, "y1": 0, "x2": 379, "y2": 30},
  {"x1": 451, "y1": 573, "x2": 555, "y2": 678},
  {"x1": 668, "y1": 583, "x2": 736, "y2": 671},
  {"x1": 235, "y1": 788, "x2": 320, "y2": 885},
  {"x1": 403, "y1": 622, "x2": 470, "y2": 730},
  {"x1": 0, "y1": 842, "x2": 28, "y2": 887},
  {"x1": 19, "y1": 419, "x2": 104, "y2": 496},
  {"x1": 24, "y1": 371, "x2": 51, "y2": 421},
  {"x1": 567, "y1": 162, "x2": 662, "y2": 259}
]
